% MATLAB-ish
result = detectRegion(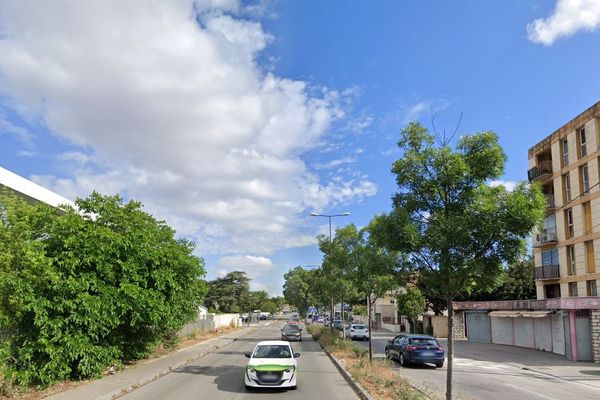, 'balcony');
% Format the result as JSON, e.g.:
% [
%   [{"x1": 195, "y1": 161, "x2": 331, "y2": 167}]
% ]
[
  {"x1": 534, "y1": 264, "x2": 560, "y2": 280},
  {"x1": 534, "y1": 228, "x2": 558, "y2": 247},
  {"x1": 528, "y1": 160, "x2": 553, "y2": 182}
]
